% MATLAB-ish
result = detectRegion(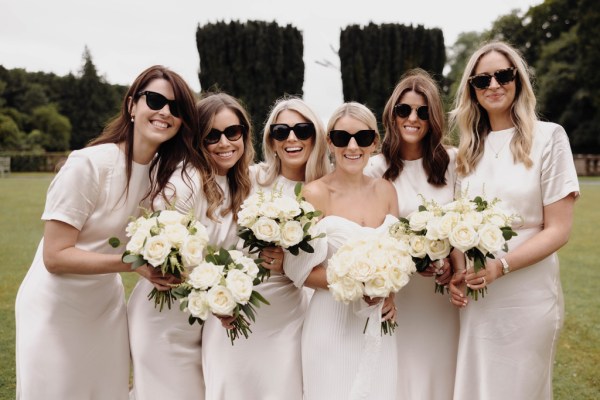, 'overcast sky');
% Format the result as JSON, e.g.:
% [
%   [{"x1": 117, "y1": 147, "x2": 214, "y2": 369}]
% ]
[{"x1": 0, "y1": 0, "x2": 542, "y2": 120}]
